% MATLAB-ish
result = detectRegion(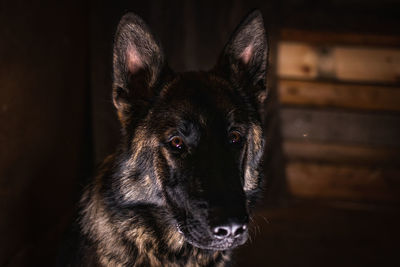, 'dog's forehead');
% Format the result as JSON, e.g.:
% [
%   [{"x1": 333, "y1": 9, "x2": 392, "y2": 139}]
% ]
[{"x1": 160, "y1": 73, "x2": 238, "y2": 114}]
